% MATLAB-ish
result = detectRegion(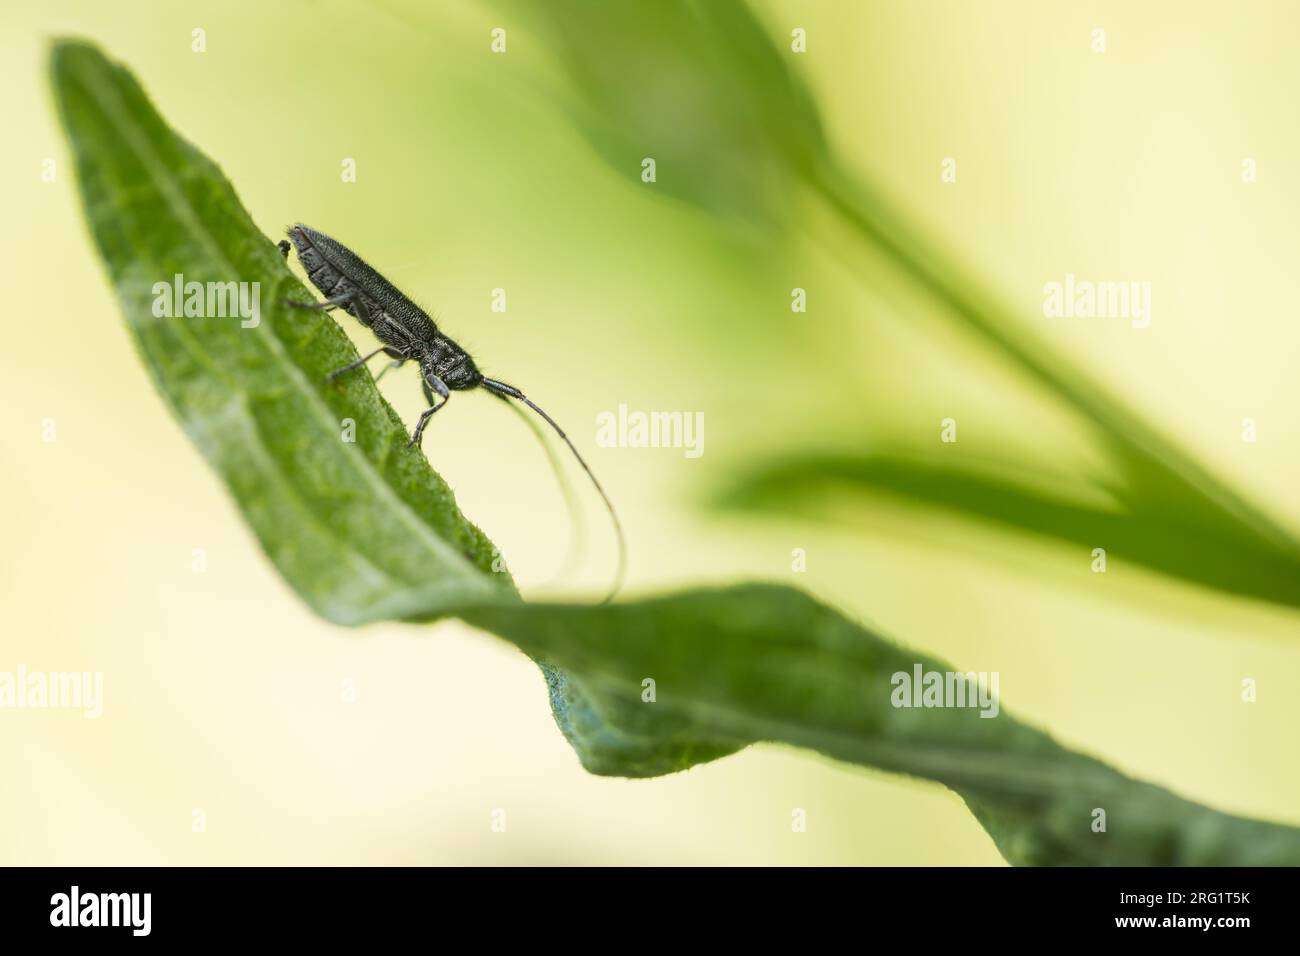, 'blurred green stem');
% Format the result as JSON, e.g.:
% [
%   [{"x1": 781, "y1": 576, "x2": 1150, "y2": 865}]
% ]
[{"x1": 810, "y1": 156, "x2": 1300, "y2": 573}]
